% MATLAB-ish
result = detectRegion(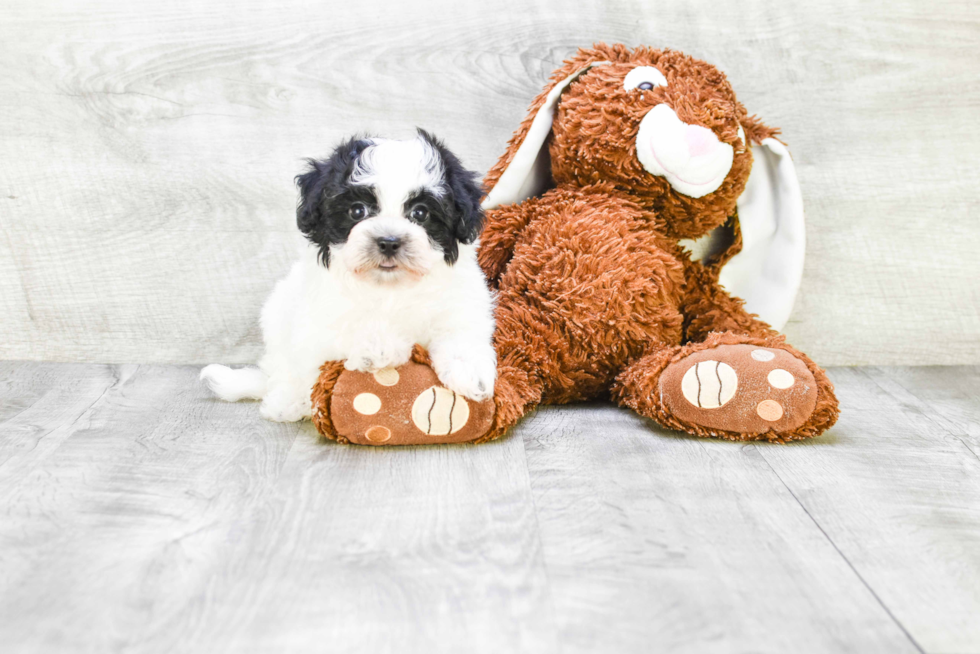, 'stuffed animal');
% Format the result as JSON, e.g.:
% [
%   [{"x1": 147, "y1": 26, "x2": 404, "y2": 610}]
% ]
[
  {"x1": 313, "y1": 43, "x2": 839, "y2": 445},
  {"x1": 312, "y1": 347, "x2": 495, "y2": 445}
]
